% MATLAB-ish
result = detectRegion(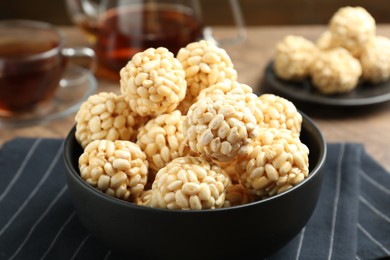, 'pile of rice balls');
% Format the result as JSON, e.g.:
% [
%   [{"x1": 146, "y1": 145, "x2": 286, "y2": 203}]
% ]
[
  {"x1": 75, "y1": 40, "x2": 310, "y2": 210},
  {"x1": 274, "y1": 6, "x2": 390, "y2": 95}
]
